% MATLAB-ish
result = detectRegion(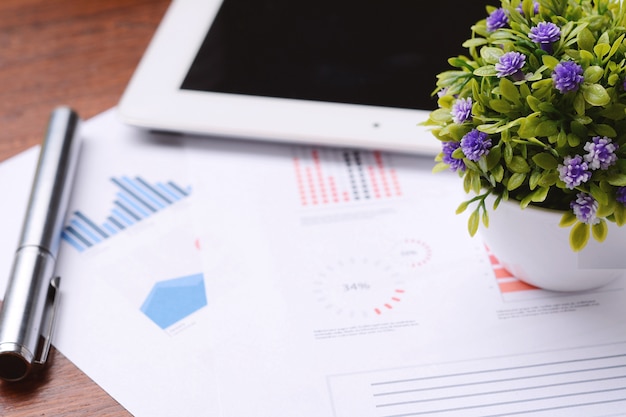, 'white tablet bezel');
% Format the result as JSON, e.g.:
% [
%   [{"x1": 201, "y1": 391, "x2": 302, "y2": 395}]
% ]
[{"x1": 118, "y1": 0, "x2": 441, "y2": 155}]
